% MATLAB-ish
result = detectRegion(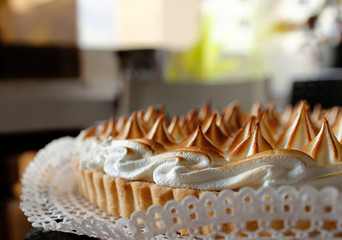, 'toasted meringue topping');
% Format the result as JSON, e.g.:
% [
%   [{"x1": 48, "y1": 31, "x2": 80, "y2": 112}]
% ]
[
  {"x1": 102, "y1": 147, "x2": 317, "y2": 190},
  {"x1": 81, "y1": 118, "x2": 116, "y2": 141},
  {"x1": 179, "y1": 116, "x2": 192, "y2": 136},
  {"x1": 262, "y1": 106, "x2": 281, "y2": 135},
  {"x1": 311, "y1": 104, "x2": 323, "y2": 128},
  {"x1": 115, "y1": 115, "x2": 128, "y2": 133},
  {"x1": 157, "y1": 104, "x2": 166, "y2": 116},
  {"x1": 186, "y1": 109, "x2": 201, "y2": 132},
  {"x1": 332, "y1": 116, "x2": 342, "y2": 143},
  {"x1": 223, "y1": 102, "x2": 243, "y2": 134},
  {"x1": 325, "y1": 106, "x2": 341, "y2": 127},
  {"x1": 136, "y1": 110, "x2": 149, "y2": 134},
  {"x1": 82, "y1": 127, "x2": 97, "y2": 140},
  {"x1": 258, "y1": 113, "x2": 277, "y2": 147},
  {"x1": 227, "y1": 116, "x2": 257, "y2": 153},
  {"x1": 198, "y1": 102, "x2": 212, "y2": 123},
  {"x1": 167, "y1": 116, "x2": 187, "y2": 143},
  {"x1": 302, "y1": 118, "x2": 342, "y2": 165},
  {"x1": 250, "y1": 101, "x2": 263, "y2": 117},
  {"x1": 76, "y1": 101, "x2": 342, "y2": 191},
  {"x1": 276, "y1": 102, "x2": 317, "y2": 150},
  {"x1": 116, "y1": 112, "x2": 145, "y2": 140},
  {"x1": 144, "y1": 106, "x2": 160, "y2": 130},
  {"x1": 97, "y1": 117, "x2": 116, "y2": 141},
  {"x1": 133, "y1": 138, "x2": 167, "y2": 153},
  {"x1": 296, "y1": 163, "x2": 342, "y2": 189},
  {"x1": 179, "y1": 126, "x2": 223, "y2": 154},
  {"x1": 202, "y1": 112, "x2": 230, "y2": 148},
  {"x1": 280, "y1": 105, "x2": 293, "y2": 125},
  {"x1": 215, "y1": 112, "x2": 230, "y2": 137},
  {"x1": 145, "y1": 115, "x2": 176, "y2": 149},
  {"x1": 227, "y1": 123, "x2": 273, "y2": 161}
]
